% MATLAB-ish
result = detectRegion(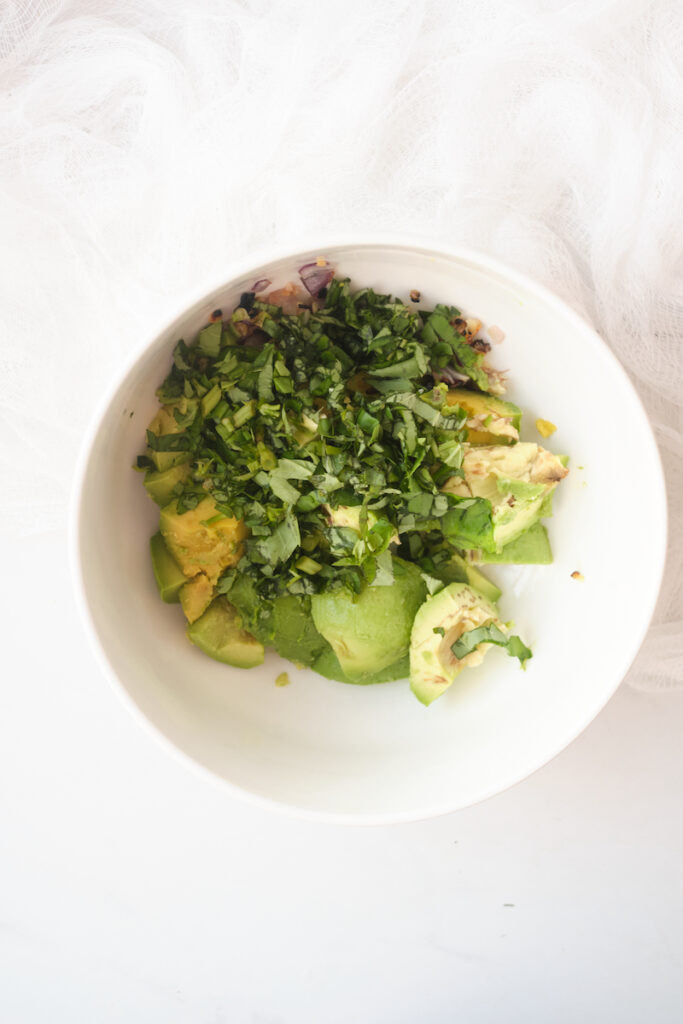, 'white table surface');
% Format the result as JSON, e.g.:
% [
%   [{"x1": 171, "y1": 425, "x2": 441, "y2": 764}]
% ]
[{"x1": 2, "y1": 528, "x2": 682, "y2": 1023}]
